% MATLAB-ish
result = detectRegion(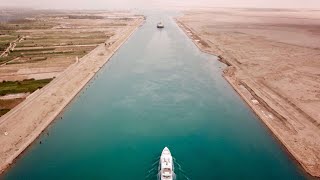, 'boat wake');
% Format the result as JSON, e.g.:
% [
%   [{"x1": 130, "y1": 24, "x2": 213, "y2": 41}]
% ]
[
  {"x1": 172, "y1": 158, "x2": 190, "y2": 180},
  {"x1": 145, "y1": 156, "x2": 190, "y2": 180},
  {"x1": 144, "y1": 157, "x2": 160, "y2": 180}
]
